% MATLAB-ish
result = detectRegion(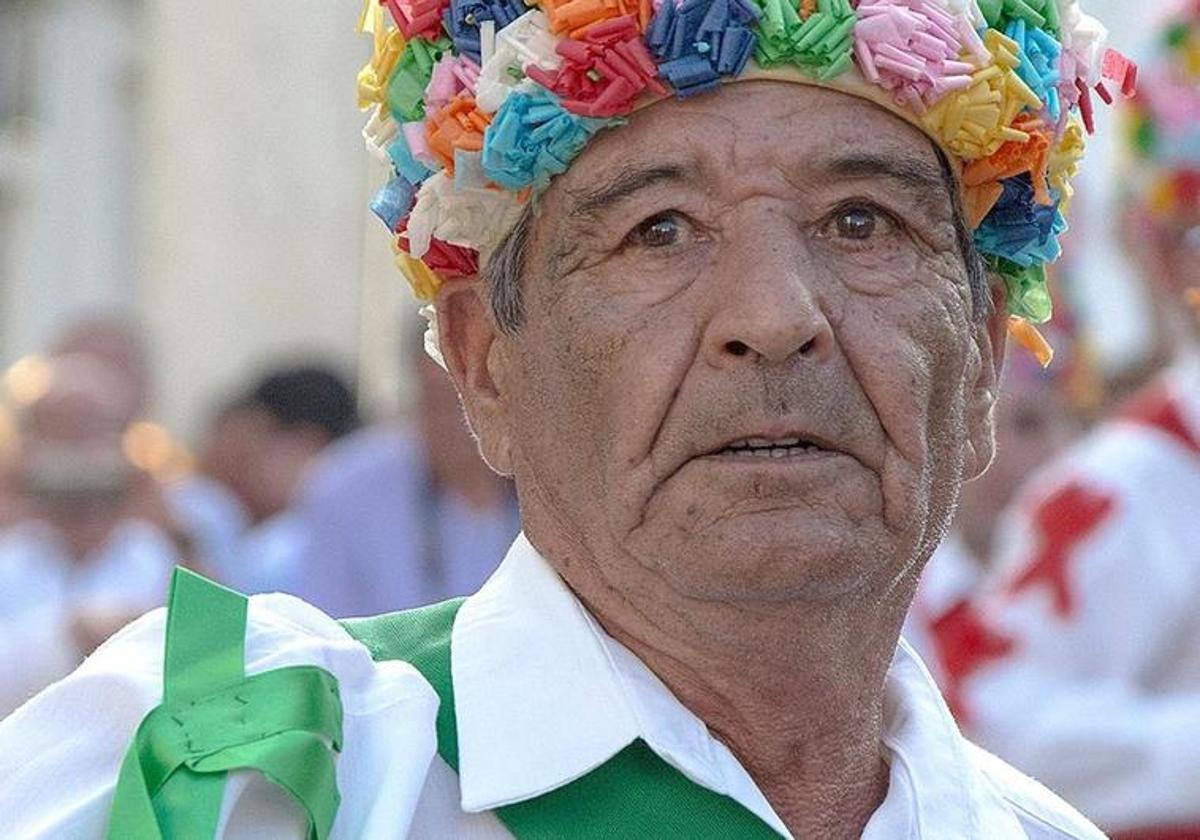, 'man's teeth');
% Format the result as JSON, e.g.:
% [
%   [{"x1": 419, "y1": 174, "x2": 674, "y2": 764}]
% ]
[{"x1": 722, "y1": 437, "x2": 815, "y2": 456}]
